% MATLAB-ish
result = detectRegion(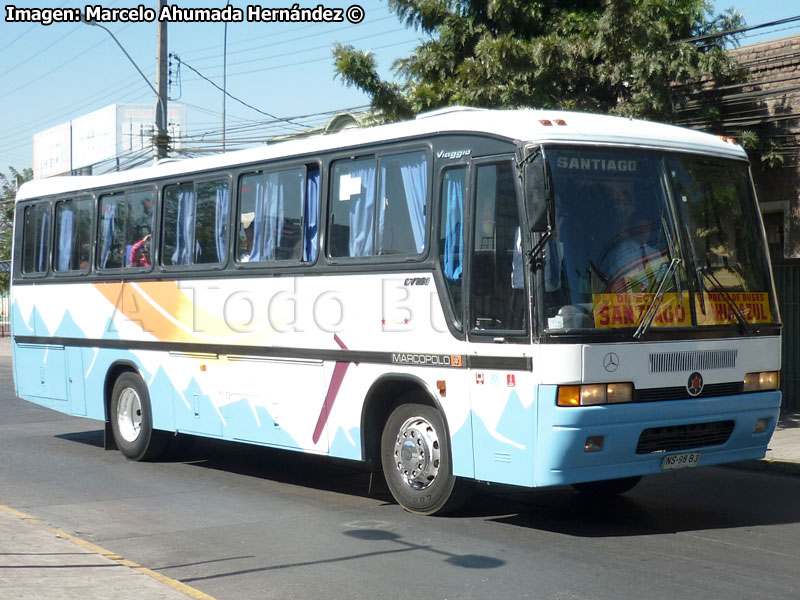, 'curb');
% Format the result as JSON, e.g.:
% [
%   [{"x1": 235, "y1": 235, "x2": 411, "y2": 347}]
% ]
[
  {"x1": 0, "y1": 504, "x2": 216, "y2": 600},
  {"x1": 723, "y1": 458, "x2": 800, "y2": 476}
]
